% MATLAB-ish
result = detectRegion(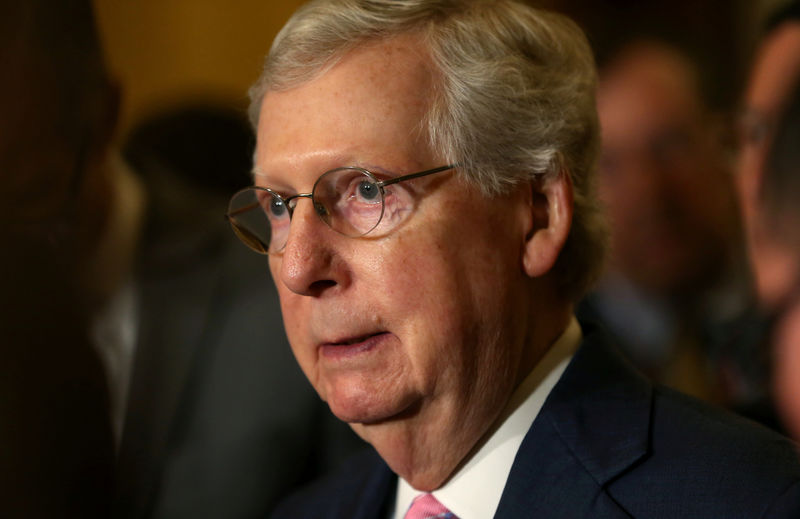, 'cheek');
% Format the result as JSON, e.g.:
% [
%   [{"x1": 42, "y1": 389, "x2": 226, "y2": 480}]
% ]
[
  {"x1": 268, "y1": 257, "x2": 281, "y2": 288},
  {"x1": 385, "y1": 217, "x2": 522, "y2": 363},
  {"x1": 737, "y1": 146, "x2": 765, "y2": 220},
  {"x1": 376, "y1": 237, "x2": 459, "y2": 342},
  {"x1": 276, "y1": 290, "x2": 307, "y2": 356},
  {"x1": 270, "y1": 261, "x2": 316, "y2": 373}
]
